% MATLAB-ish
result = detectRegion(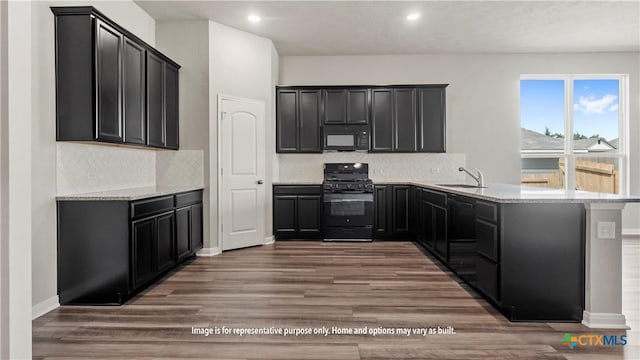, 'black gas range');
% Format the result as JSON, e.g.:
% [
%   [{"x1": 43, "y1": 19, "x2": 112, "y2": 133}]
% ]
[{"x1": 322, "y1": 163, "x2": 374, "y2": 241}]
